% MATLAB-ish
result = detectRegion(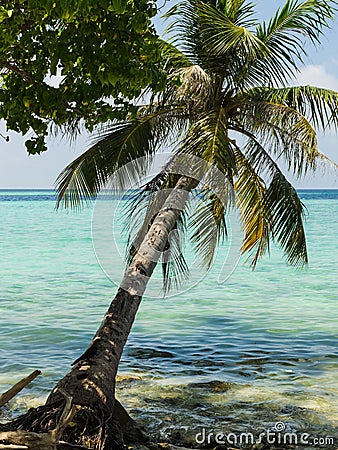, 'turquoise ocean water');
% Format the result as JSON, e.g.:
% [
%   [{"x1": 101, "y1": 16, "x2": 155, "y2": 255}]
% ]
[{"x1": 0, "y1": 190, "x2": 337, "y2": 447}]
